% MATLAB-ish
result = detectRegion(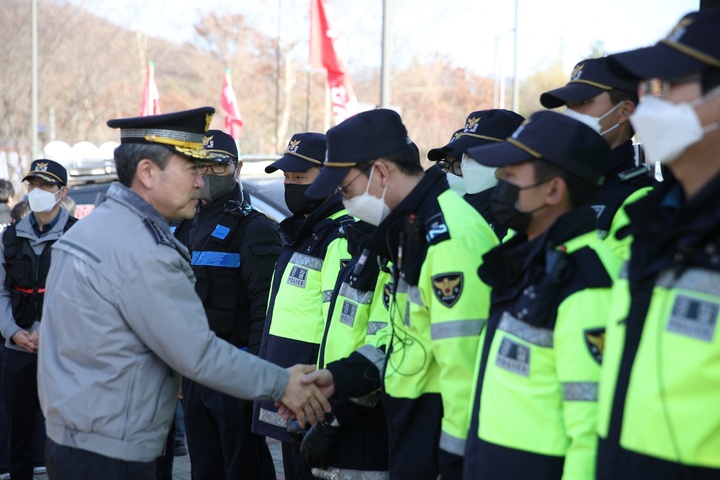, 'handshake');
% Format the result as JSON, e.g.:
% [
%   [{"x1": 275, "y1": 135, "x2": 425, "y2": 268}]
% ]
[{"x1": 277, "y1": 366, "x2": 335, "y2": 428}]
